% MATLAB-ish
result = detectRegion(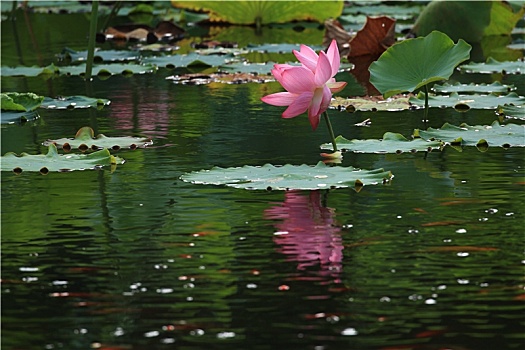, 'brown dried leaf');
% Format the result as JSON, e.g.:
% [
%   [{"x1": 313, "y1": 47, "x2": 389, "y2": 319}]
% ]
[{"x1": 348, "y1": 16, "x2": 396, "y2": 58}]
